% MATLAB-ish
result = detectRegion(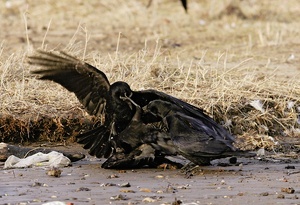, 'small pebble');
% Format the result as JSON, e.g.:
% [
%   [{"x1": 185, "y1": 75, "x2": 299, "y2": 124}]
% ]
[
  {"x1": 172, "y1": 198, "x2": 182, "y2": 205},
  {"x1": 260, "y1": 192, "x2": 269, "y2": 196},
  {"x1": 108, "y1": 174, "x2": 119, "y2": 179},
  {"x1": 142, "y1": 197, "x2": 156, "y2": 202},
  {"x1": 76, "y1": 187, "x2": 90, "y2": 191},
  {"x1": 100, "y1": 183, "x2": 116, "y2": 187},
  {"x1": 238, "y1": 163, "x2": 243, "y2": 171},
  {"x1": 110, "y1": 194, "x2": 127, "y2": 200},
  {"x1": 281, "y1": 187, "x2": 295, "y2": 194},
  {"x1": 177, "y1": 184, "x2": 190, "y2": 189},
  {"x1": 155, "y1": 175, "x2": 164, "y2": 179},
  {"x1": 277, "y1": 194, "x2": 285, "y2": 199},
  {"x1": 31, "y1": 182, "x2": 47, "y2": 187},
  {"x1": 46, "y1": 167, "x2": 62, "y2": 177},
  {"x1": 280, "y1": 177, "x2": 288, "y2": 182},
  {"x1": 119, "y1": 182, "x2": 131, "y2": 187},
  {"x1": 167, "y1": 185, "x2": 177, "y2": 193},
  {"x1": 220, "y1": 180, "x2": 226, "y2": 185},
  {"x1": 229, "y1": 157, "x2": 237, "y2": 164},
  {"x1": 140, "y1": 188, "x2": 152, "y2": 193},
  {"x1": 285, "y1": 165, "x2": 295, "y2": 169},
  {"x1": 120, "y1": 189, "x2": 135, "y2": 193}
]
